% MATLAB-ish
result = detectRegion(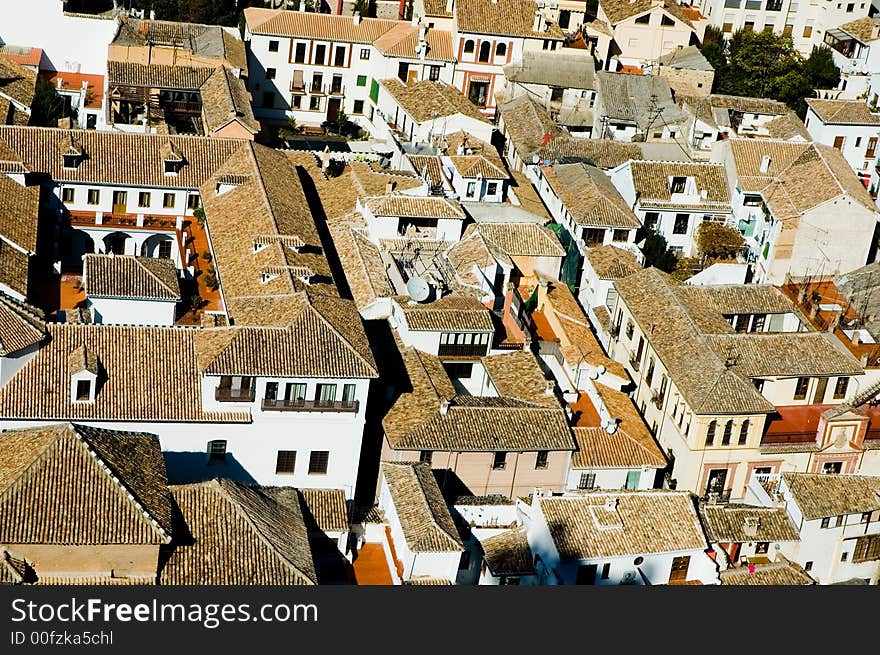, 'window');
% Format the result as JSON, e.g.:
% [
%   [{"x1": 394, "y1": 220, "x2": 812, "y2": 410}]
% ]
[
  {"x1": 187, "y1": 194, "x2": 200, "y2": 210},
  {"x1": 356, "y1": 74, "x2": 367, "y2": 87},
  {"x1": 309, "y1": 96, "x2": 321, "y2": 111},
  {"x1": 673, "y1": 214, "x2": 689, "y2": 234},
  {"x1": 794, "y1": 377, "x2": 809, "y2": 400},
  {"x1": 262, "y1": 91, "x2": 275, "y2": 108},
  {"x1": 295, "y1": 43, "x2": 307, "y2": 63},
  {"x1": 163, "y1": 193, "x2": 174, "y2": 209},
  {"x1": 342, "y1": 383, "x2": 356, "y2": 407},
  {"x1": 62, "y1": 187, "x2": 75, "y2": 203},
  {"x1": 804, "y1": 561, "x2": 813, "y2": 571},
  {"x1": 264, "y1": 382, "x2": 278, "y2": 402},
  {"x1": 661, "y1": 14, "x2": 675, "y2": 25},
  {"x1": 625, "y1": 470, "x2": 641, "y2": 490},
  {"x1": 723, "y1": 21, "x2": 734, "y2": 32},
  {"x1": 138, "y1": 191, "x2": 150, "y2": 208},
  {"x1": 334, "y1": 45, "x2": 346, "y2": 66},
  {"x1": 756, "y1": 542, "x2": 770, "y2": 554},
  {"x1": 75, "y1": 379, "x2": 91, "y2": 401},
  {"x1": 268, "y1": 40, "x2": 279, "y2": 52},
  {"x1": 353, "y1": 100, "x2": 364, "y2": 114},
  {"x1": 492, "y1": 451, "x2": 507, "y2": 470},
  {"x1": 835, "y1": 515, "x2": 845, "y2": 527},
  {"x1": 208, "y1": 440, "x2": 227, "y2": 464},
  {"x1": 738, "y1": 419, "x2": 749, "y2": 445},
  {"x1": 478, "y1": 41, "x2": 491, "y2": 62},
  {"x1": 157, "y1": 240, "x2": 172, "y2": 259},
  {"x1": 722, "y1": 420, "x2": 733, "y2": 445},
  {"x1": 822, "y1": 517, "x2": 832, "y2": 529},
  {"x1": 635, "y1": 13, "x2": 650, "y2": 23},
  {"x1": 360, "y1": 48, "x2": 370, "y2": 60},
  {"x1": 87, "y1": 189, "x2": 100, "y2": 205},
  {"x1": 463, "y1": 40, "x2": 475, "y2": 54},
  {"x1": 834, "y1": 377, "x2": 849, "y2": 399},
  {"x1": 419, "y1": 450, "x2": 433, "y2": 464},
  {"x1": 847, "y1": 2, "x2": 854, "y2": 10},
  {"x1": 314, "y1": 44, "x2": 326, "y2": 65},
  {"x1": 292, "y1": 95, "x2": 301, "y2": 109},
  {"x1": 853, "y1": 534, "x2": 880, "y2": 562},
  {"x1": 495, "y1": 43, "x2": 506, "y2": 58},
  {"x1": 867, "y1": 137, "x2": 877, "y2": 158},
  {"x1": 466, "y1": 181, "x2": 477, "y2": 198},
  {"x1": 312, "y1": 72, "x2": 323, "y2": 92},
  {"x1": 763, "y1": 23, "x2": 774, "y2": 32},
  {"x1": 601, "y1": 563, "x2": 611, "y2": 579},
  {"x1": 803, "y1": 23, "x2": 813, "y2": 38},
  {"x1": 63, "y1": 153, "x2": 79, "y2": 169},
  {"x1": 841, "y1": 551, "x2": 849, "y2": 562},
  {"x1": 754, "y1": 379, "x2": 765, "y2": 393},
  {"x1": 276, "y1": 450, "x2": 296, "y2": 474},
  {"x1": 316, "y1": 383, "x2": 337, "y2": 406},
  {"x1": 823, "y1": 461, "x2": 843, "y2": 475},
  {"x1": 429, "y1": 65, "x2": 440, "y2": 82},
  {"x1": 862, "y1": 512, "x2": 872, "y2": 523},
  {"x1": 644, "y1": 212, "x2": 659, "y2": 231},
  {"x1": 856, "y1": 137, "x2": 862, "y2": 148},
  {"x1": 112, "y1": 190, "x2": 127, "y2": 209},
  {"x1": 284, "y1": 382, "x2": 307, "y2": 405},
  {"x1": 308, "y1": 450, "x2": 329, "y2": 474},
  {"x1": 266, "y1": 67, "x2": 276, "y2": 80},
  {"x1": 744, "y1": 21, "x2": 755, "y2": 31},
  {"x1": 612, "y1": 229, "x2": 629, "y2": 242},
  {"x1": 536, "y1": 450, "x2": 549, "y2": 469},
  {"x1": 578, "y1": 472, "x2": 596, "y2": 489},
  {"x1": 833, "y1": 135, "x2": 845, "y2": 150},
  {"x1": 486, "y1": 182, "x2": 498, "y2": 196},
  {"x1": 625, "y1": 320, "x2": 634, "y2": 340},
  {"x1": 645, "y1": 358, "x2": 655, "y2": 386},
  {"x1": 706, "y1": 420, "x2": 717, "y2": 446}
]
